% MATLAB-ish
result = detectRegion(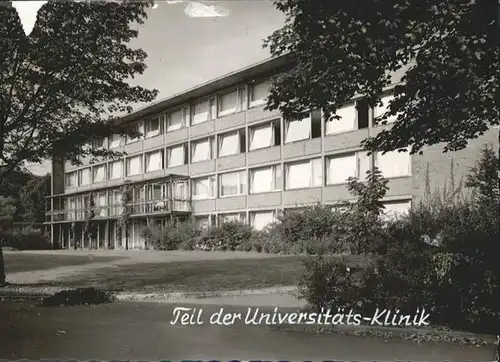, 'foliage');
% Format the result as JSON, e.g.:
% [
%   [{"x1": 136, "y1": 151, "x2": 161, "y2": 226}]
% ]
[
  {"x1": 298, "y1": 150, "x2": 500, "y2": 334},
  {"x1": 0, "y1": 196, "x2": 16, "y2": 231},
  {"x1": 19, "y1": 173, "x2": 50, "y2": 223},
  {"x1": 117, "y1": 184, "x2": 132, "y2": 250},
  {"x1": 264, "y1": 0, "x2": 499, "y2": 154},
  {"x1": 193, "y1": 221, "x2": 255, "y2": 252},
  {"x1": 0, "y1": 1, "x2": 158, "y2": 171},
  {"x1": 465, "y1": 145, "x2": 499, "y2": 205},
  {"x1": 0, "y1": 225, "x2": 51, "y2": 250},
  {"x1": 83, "y1": 192, "x2": 96, "y2": 249},
  {"x1": 141, "y1": 219, "x2": 200, "y2": 251},
  {"x1": 39, "y1": 287, "x2": 115, "y2": 307}
]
